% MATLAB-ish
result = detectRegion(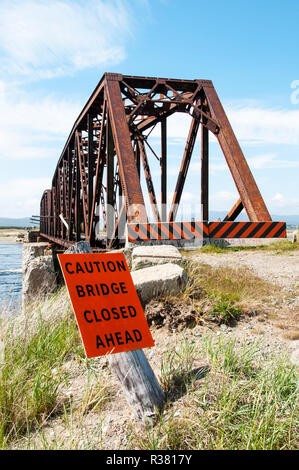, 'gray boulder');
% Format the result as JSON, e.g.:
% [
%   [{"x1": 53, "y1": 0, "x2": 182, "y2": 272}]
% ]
[
  {"x1": 22, "y1": 242, "x2": 52, "y2": 274},
  {"x1": 292, "y1": 229, "x2": 299, "y2": 243},
  {"x1": 132, "y1": 244, "x2": 183, "y2": 271},
  {"x1": 22, "y1": 255, "x2": 57, "y2": 304},
  {"x1": 131, "y1": 262, "x2": 188, "y2": 305}
]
